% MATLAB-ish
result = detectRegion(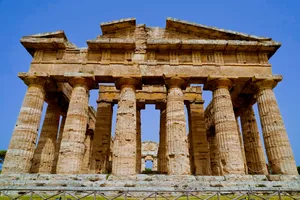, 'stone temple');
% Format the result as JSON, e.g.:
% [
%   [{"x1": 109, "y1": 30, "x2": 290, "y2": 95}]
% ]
[{"x1": 1, "y1": 18, "x2": 298, "y2": 181}]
